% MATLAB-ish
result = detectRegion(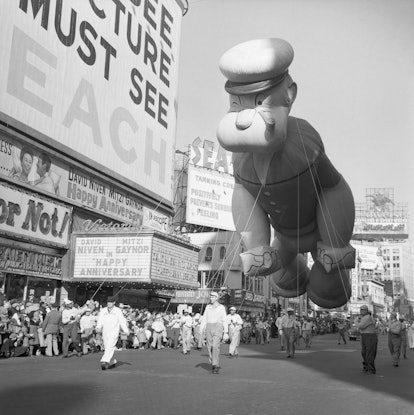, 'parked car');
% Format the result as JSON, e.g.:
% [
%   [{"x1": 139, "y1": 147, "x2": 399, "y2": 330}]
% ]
[{"x1": 348, "y1": 325, "x2": 360, "y2": 341}]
